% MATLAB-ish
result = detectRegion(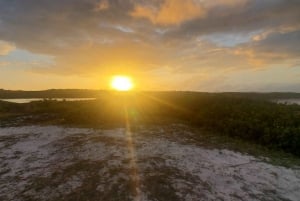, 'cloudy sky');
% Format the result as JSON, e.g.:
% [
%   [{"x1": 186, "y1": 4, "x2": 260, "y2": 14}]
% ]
[{"x1": 0, "y1": 0, "x2": 299, "y2": 91}]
